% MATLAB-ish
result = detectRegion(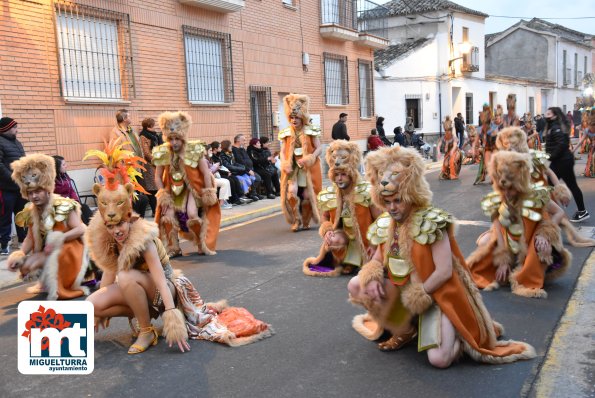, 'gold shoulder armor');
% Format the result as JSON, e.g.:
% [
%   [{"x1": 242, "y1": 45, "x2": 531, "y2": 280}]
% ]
[
  {"x1": 152, "y1": 143, "x2": 171, "y2": 166},
  {"x1": 53, "y1": 197, "x2": 78, "y2": 222},
  {"x1": 480, "y1": 191, "x2": 501, "y2": 218},
  {"x1": 353, "y1": 181, "x2": 371, "y2": 207},
  {"x1": 184, "y1": 140, "x2": 207, "y2": 168},
  {"x1": 304, "y1": 126, "x2": 321, "y2": 137},
  {"x1": 278, "y1": 127, "x2": 292, "y2": 140},
  {"x1": 15, "y1": 204, "x2": 34, "y2": 228},
  {"x1": 367, "y1": 212, "x2": 391, "y2": 246},
  {"x1": 410, "y1": 207, "x2": 453, "y2": 245},
  {"x1": 318, "y1": 185, "x2": 337, "y2": 212}
]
